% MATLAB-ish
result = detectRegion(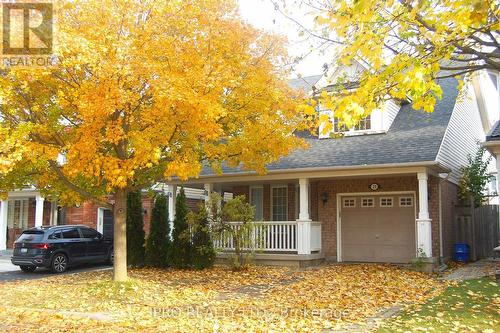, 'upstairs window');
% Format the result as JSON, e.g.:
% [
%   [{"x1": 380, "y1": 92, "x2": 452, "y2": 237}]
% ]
[{"x1": 353, "y1": 115, "x2": 371, "y2": 131}]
